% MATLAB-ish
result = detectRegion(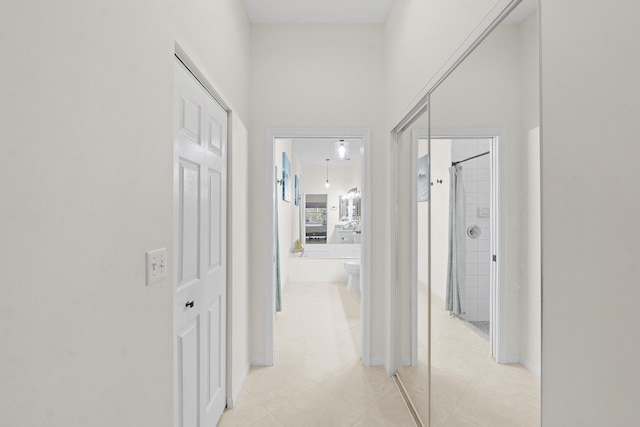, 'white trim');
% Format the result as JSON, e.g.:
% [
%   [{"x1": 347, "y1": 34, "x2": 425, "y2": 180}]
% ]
[
  {"x1": 519, "y1": 357, "x2": 541, "y2": 378},
  {"x1": 410, "y1": 132, "x2": 418, "y2": 367},
  {"x1": 409, "y1": 128, "x2": 508, "y2": 366},
  {"x1": 389, "y1": 130, "x2": 400, "y2": 375},
  {"x1": 265, "y1": 128, "x2": 372, "y2": 367},
  {"x1": 250, "y1": 358, "x2": 266, "y2": 366},
  {"x1": 174, "y1": 44, "x2": 230, "y2": 113},
  {"x1": 504, "y1": 354, "x2": 520, "y2": 365},
  {"x1": 370, "y1": 357, "x2": 386, "y2": 367},
  {"x1": 491, "y1": 134, "x2": 509, "y2": 364},
  {"x1": 226, "y1": 362, "x2": 251, "y2": 409}
]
